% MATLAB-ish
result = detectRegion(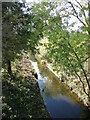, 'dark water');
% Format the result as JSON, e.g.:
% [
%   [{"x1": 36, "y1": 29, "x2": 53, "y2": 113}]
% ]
[{"x1": 29, "y1": 54, "x2": 90, "y2": 119}]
